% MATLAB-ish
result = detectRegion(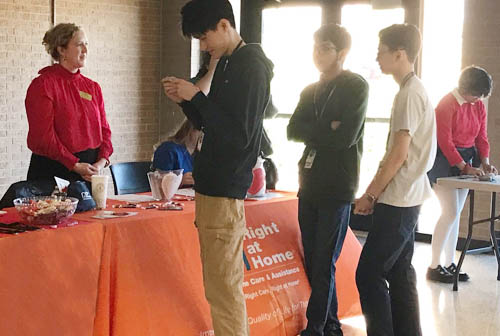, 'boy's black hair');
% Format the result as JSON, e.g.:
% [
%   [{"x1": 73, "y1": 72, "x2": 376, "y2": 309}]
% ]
[
  {"x1": 314, "y1": 24, "x2": 351, "y2": 51},
  {"x1": 379, "y1": 24, "x2": 421, "y2": 63},
  {"x1": 181, "y1": 0, "x2": 236, "y2": 38},
  {"x1": 459, "y1": 66, "x2": 493, "y2": 98}
]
